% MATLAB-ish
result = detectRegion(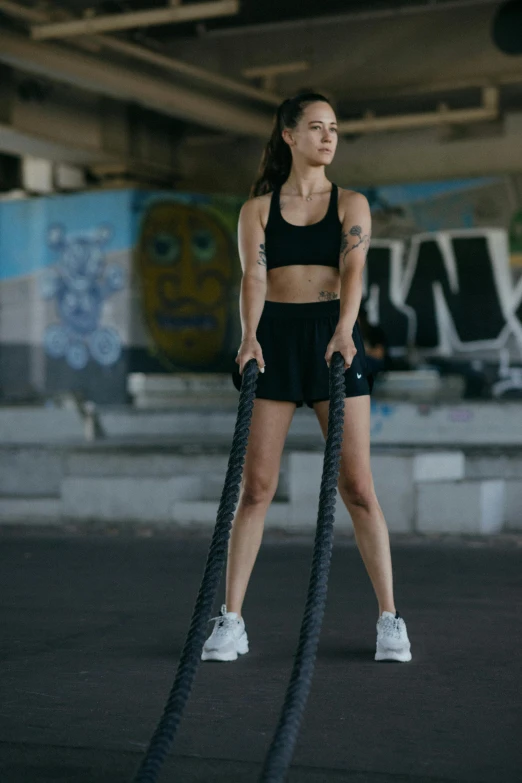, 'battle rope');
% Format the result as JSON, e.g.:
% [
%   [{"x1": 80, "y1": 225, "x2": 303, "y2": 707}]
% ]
[
  {"x1": 132, "y1": 351, "x2": 346, "y2": 783},
  {"x1": 259, "y1": 349, "x2": 345, "y2": 781}
]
